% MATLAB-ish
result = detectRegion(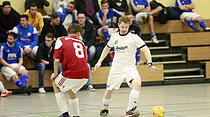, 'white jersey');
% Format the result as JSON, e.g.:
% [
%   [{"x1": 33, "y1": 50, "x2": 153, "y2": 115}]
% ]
[{"x1": 107, "y1": 32, "x2": 146, "y2": 66}]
